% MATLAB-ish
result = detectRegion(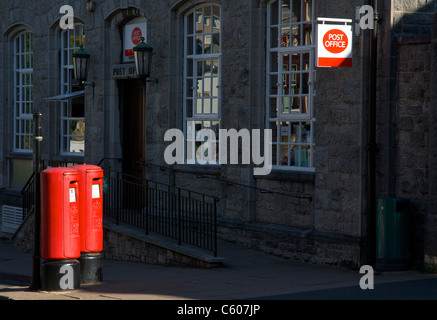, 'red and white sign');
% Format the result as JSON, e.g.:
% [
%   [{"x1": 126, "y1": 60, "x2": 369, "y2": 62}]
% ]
[
  {"x1": 317, "y1": 20, "x2": 353, "y2": 67},
  {"x1": 131, "y1": 27, "x2": 142, "y2": 46},
  {"x1": 123, "y1": 17, "x2": 147, "y2": 62}
]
